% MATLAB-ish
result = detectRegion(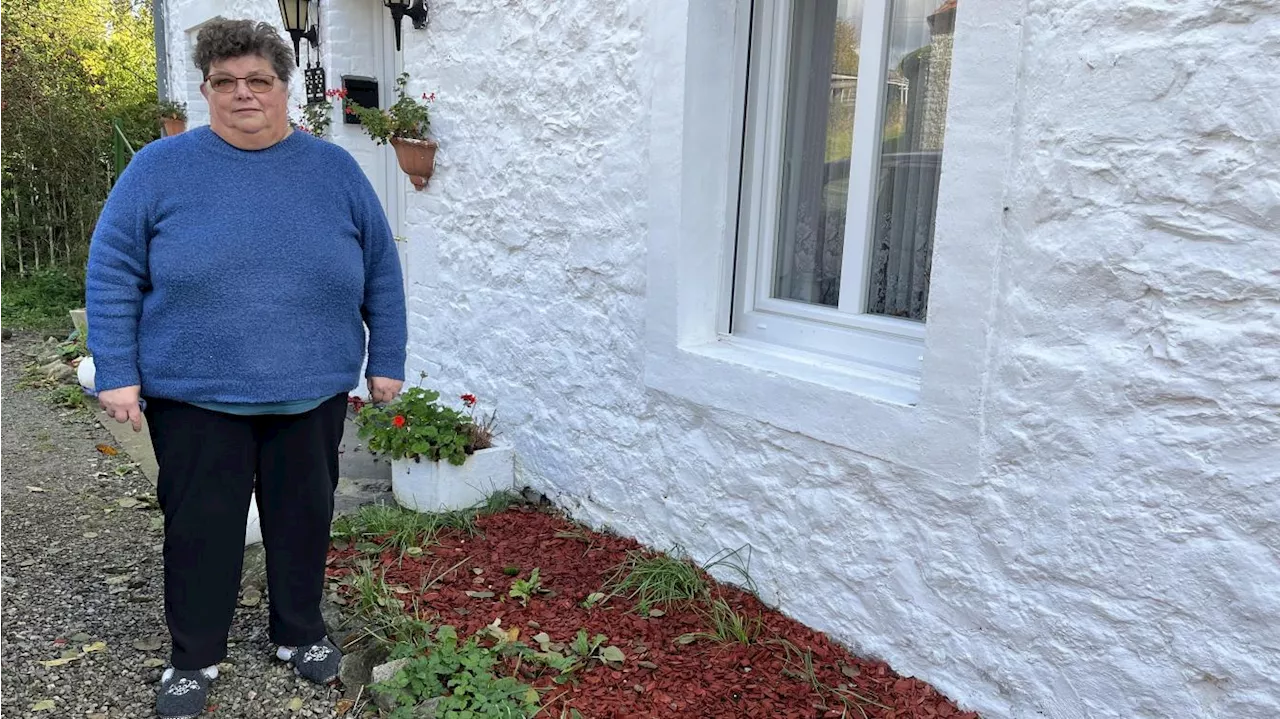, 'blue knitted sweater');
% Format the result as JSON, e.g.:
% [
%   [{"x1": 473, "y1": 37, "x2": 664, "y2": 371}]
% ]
[{"x1": 86, "y1": 127, "x2": 407, "y2": 403}]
